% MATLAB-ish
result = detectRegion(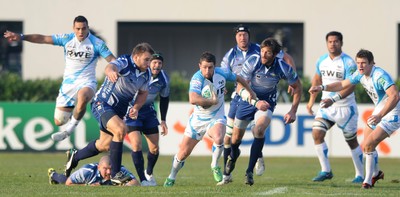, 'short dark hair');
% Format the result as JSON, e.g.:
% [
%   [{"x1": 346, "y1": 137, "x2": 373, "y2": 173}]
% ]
[
  {"x1": 132, "y1": 43, "x2": 155, "y2": 56},
  {"x1": 73, "y1": 15, "x2": 88, "y2": 26},
  {"x1": 199, "y1": 51, "x2": 216, "y2": 65},
  {"x1": 326, "y1": 31, "x2": 343, "y2": 42},
  {"x1": 260, "y1": 38, "x2": 281, "y2": 55},
  {"x1": 356, "y1": 49, "x2": 374, "y2": 64}
]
